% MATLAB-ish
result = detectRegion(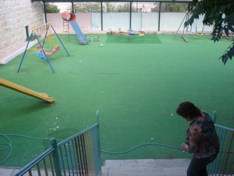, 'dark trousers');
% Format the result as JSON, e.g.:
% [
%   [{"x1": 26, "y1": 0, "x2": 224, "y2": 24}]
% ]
[{"x1": 187, "y1": 154, "x2": 218, "y2": 176}]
